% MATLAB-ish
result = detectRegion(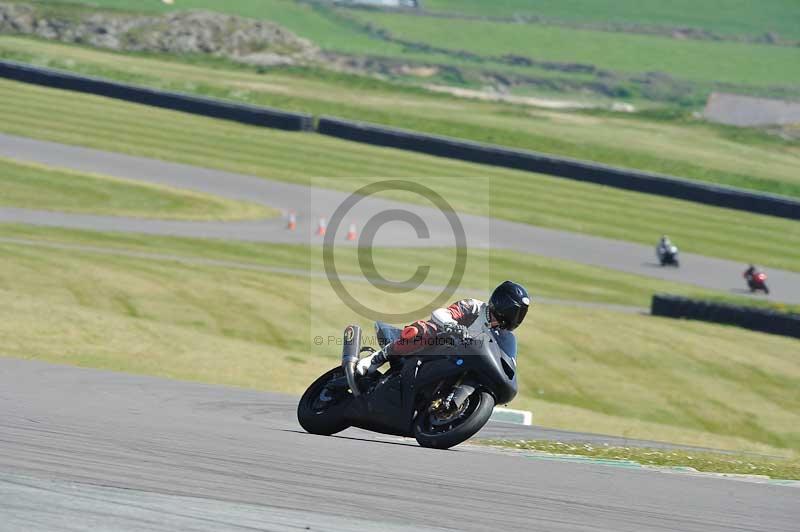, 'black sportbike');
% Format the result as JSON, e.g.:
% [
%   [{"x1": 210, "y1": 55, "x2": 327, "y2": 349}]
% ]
[
  {"x1": 297, "y1": 323, "x2": 518, "y2": 449},
  {"x1": 657, "y1": 244, "x2": 680, "y2": 267}
]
